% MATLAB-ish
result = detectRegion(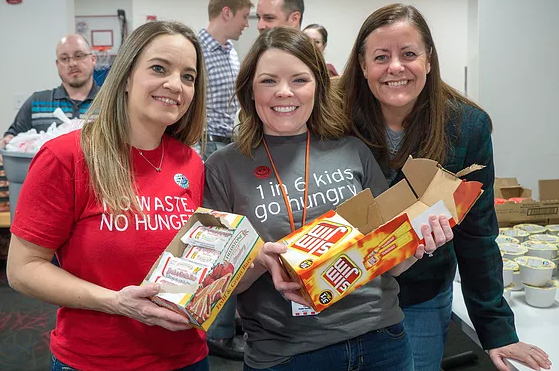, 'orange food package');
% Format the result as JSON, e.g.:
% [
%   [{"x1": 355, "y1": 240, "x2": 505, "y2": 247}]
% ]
[{"x1": 280, "y1": 210, "x2": 419, "y2": 312}]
